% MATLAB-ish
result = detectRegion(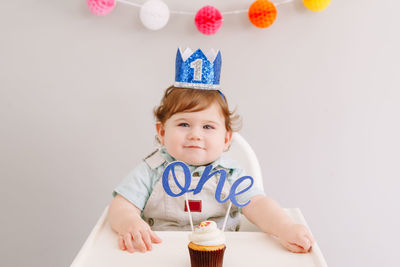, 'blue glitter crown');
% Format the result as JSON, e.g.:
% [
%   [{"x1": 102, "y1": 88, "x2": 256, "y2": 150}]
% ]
[{"x1": 174, "y1": 48, "x2": 222, "y2": 90}]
